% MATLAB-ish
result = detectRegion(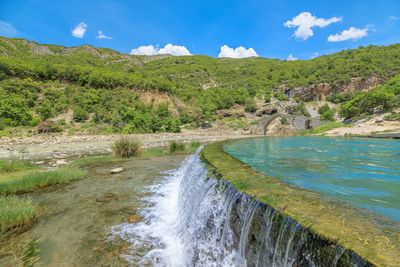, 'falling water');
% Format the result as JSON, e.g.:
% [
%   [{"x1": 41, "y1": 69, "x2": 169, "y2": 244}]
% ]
[{"x1": 109, "y1": 148, "x2": 370, "y2": 267}]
